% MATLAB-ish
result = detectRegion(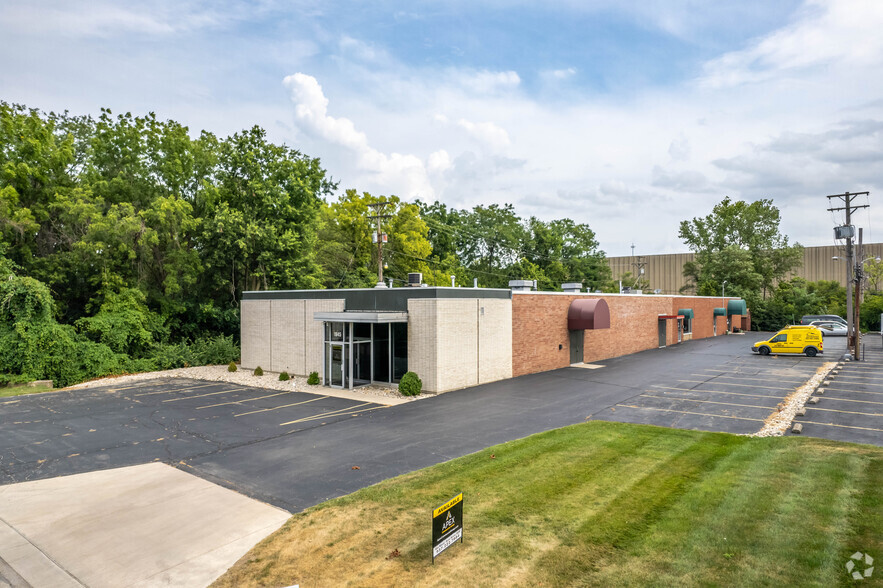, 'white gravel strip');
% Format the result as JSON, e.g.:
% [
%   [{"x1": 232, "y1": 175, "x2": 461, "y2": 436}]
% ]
[
  {"x1": 63, "y1": 365, "x2": 428, "y2": 406},
  {"x1": 752, "y1": 361, "x2": 838, "y2": 437}
]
